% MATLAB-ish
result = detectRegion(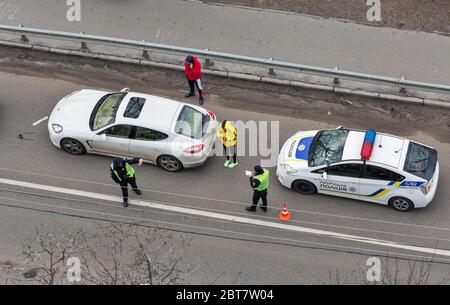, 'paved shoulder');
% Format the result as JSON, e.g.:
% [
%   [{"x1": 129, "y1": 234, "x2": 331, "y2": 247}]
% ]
[{"x1": 1, "y1": 0, "x2": 449, "y2": 83}]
